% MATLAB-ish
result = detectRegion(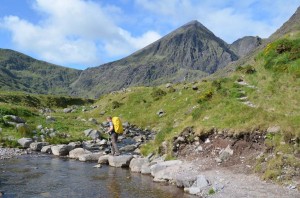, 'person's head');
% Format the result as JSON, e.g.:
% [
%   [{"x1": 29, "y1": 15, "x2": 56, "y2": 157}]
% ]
[{"x1": 107, "y1": 116, "x2": 112, "y2": 122}]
